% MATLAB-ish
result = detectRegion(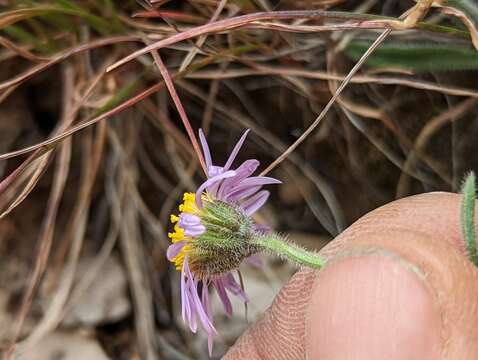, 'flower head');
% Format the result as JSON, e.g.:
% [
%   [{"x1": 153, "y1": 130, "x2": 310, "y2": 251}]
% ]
[{"x1": 167, "y1": 129, "x2": 280, "y2": 355}]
